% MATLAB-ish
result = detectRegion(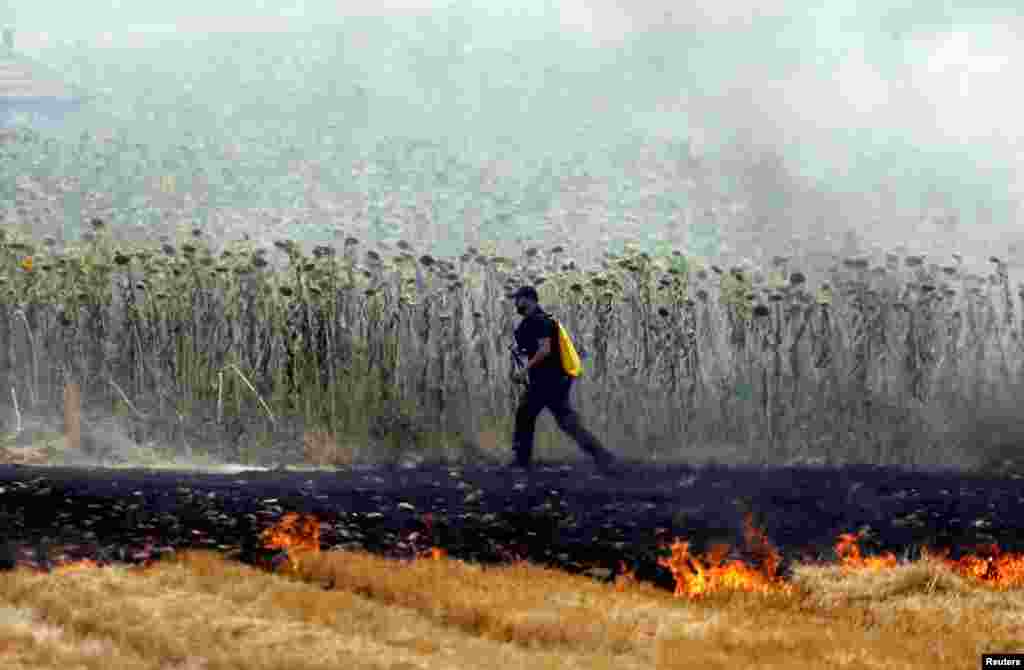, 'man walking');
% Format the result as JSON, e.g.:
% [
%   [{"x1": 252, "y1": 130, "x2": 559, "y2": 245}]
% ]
[{"x1": 508, "y1": 286, "x2": 618, "y2": 473}]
